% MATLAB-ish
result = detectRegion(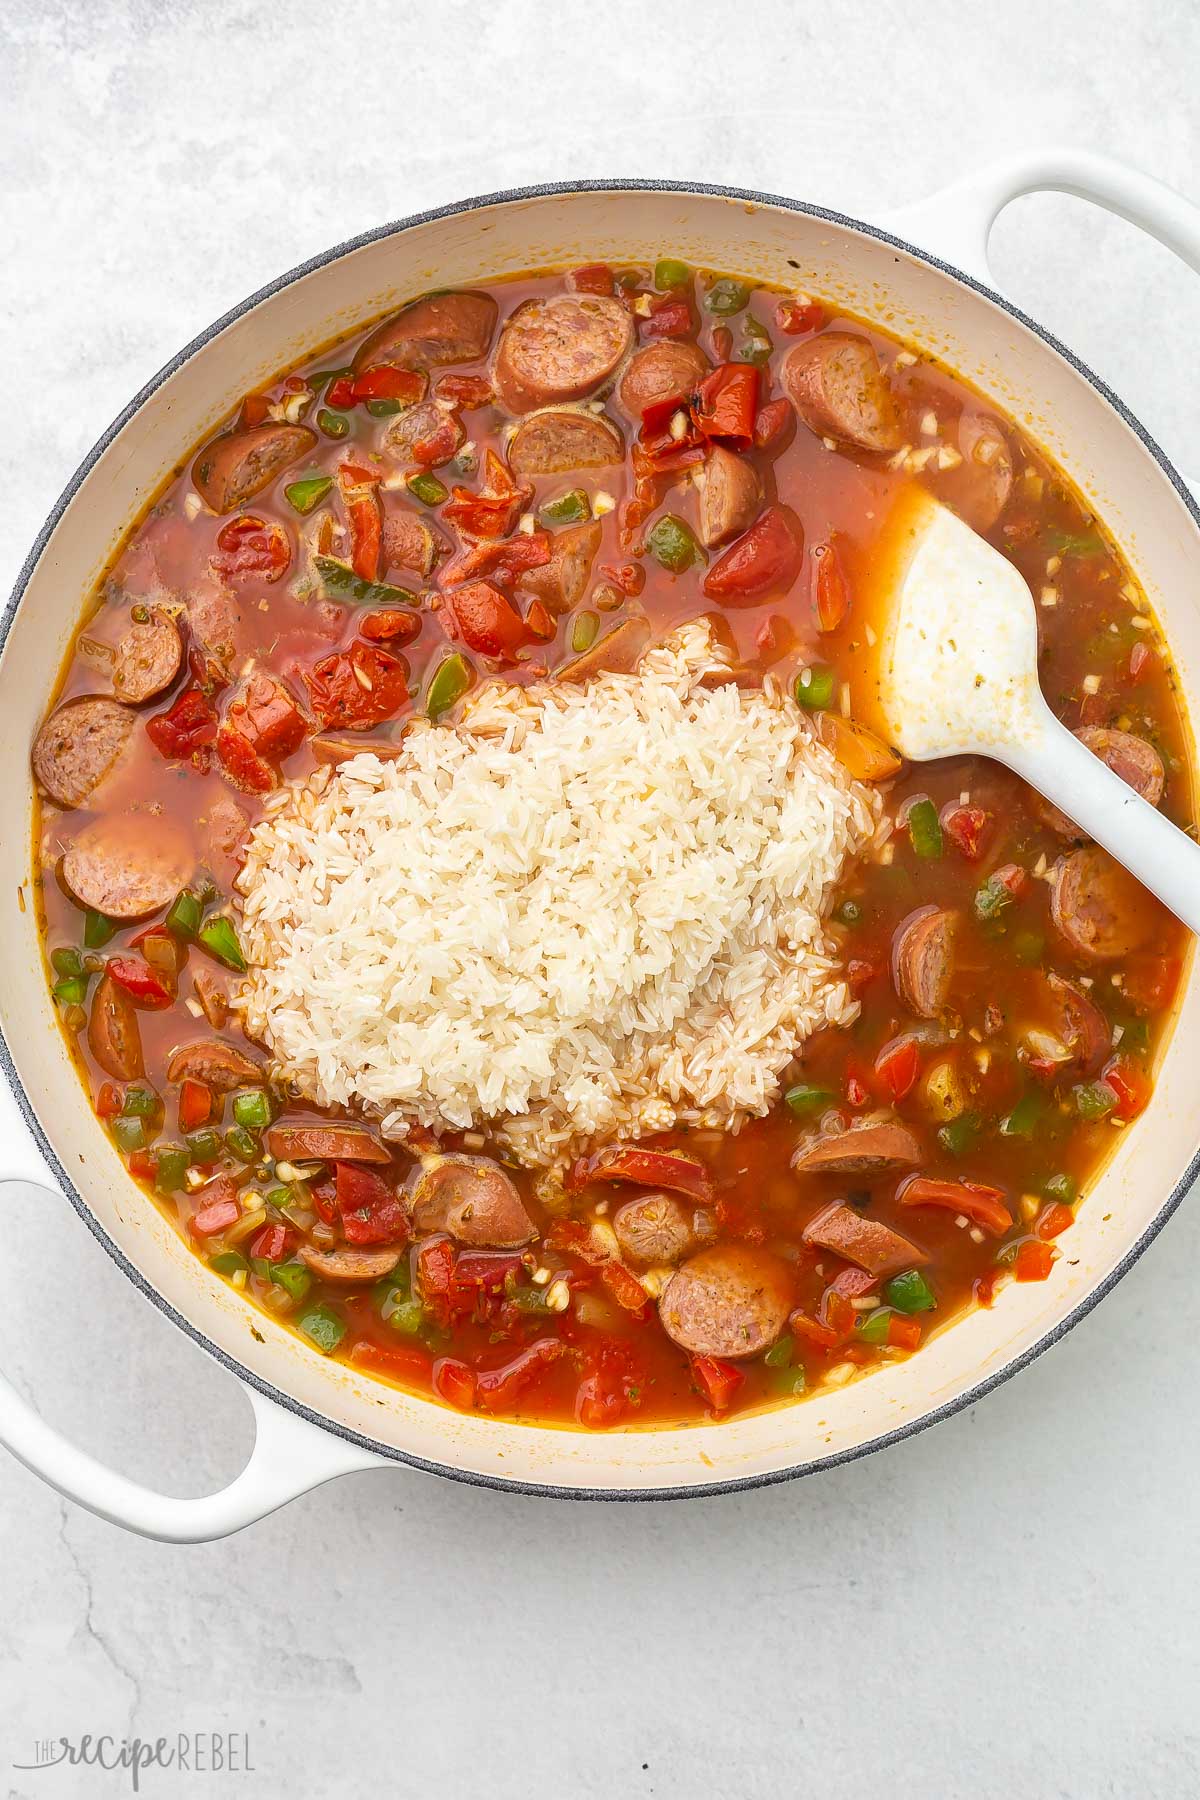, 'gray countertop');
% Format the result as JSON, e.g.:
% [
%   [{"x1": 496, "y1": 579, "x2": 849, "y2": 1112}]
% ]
[{"x1": 2, "y1": 3, "x2": 1198, "y2": 1794}]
